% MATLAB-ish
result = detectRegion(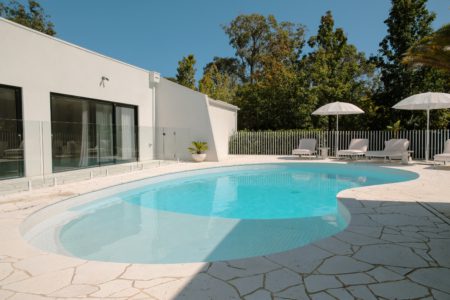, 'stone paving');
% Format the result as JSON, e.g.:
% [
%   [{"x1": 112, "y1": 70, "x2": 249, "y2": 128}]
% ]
[{"x1": 0, "y1": 157, "x2": 449, "y2": 299}]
